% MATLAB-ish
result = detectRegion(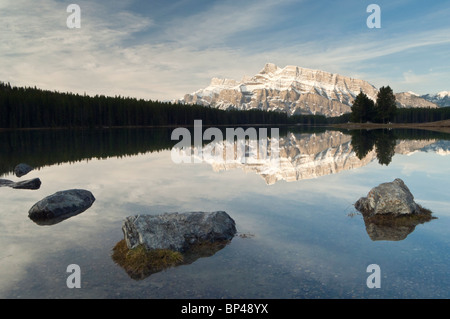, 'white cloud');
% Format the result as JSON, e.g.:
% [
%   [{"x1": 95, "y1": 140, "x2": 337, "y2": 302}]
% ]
[{"x1": 1, "y1": 0, "x2": 449, "y2": 101}]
